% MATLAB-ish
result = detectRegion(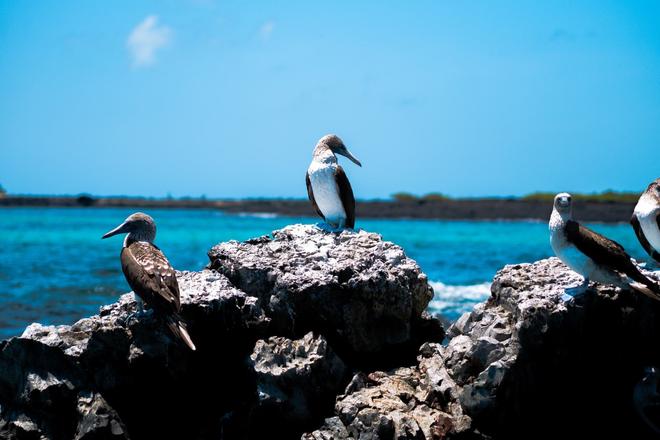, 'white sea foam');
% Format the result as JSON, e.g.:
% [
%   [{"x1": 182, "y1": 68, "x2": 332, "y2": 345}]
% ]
[
  {"x1": 428, "y1": 281, "x2": 491, "y2": 317},
  {"x1": 236, "y1": 212, "x2": 279, "y2": 219}
]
